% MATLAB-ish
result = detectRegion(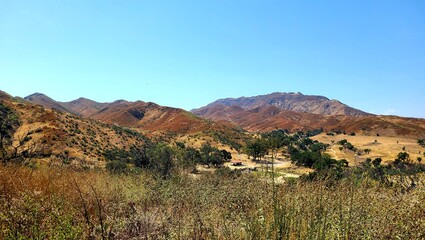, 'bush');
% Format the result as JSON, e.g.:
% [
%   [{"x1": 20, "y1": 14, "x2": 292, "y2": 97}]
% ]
[
  {"x1": 148, "y1": 143, "x2": 174, "y2": 179},
  {"x1": 106, "y1": 160, "x2": 128, "y2": 174}
]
